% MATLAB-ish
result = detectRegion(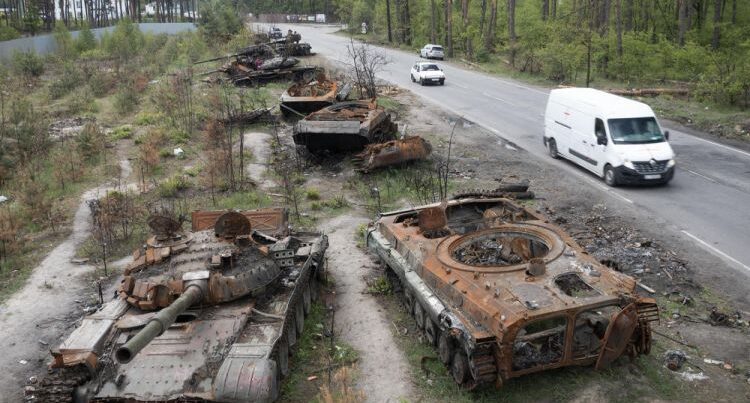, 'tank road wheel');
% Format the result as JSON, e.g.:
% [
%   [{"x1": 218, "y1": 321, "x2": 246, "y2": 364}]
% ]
[
  {"x1": 414, "y1": 302, "x2": 425, "y2": 330},
  {"x1": 451, "y1": 350, "x2": 470, "y2": 385},
  {"x1": 287, "y1": 324, "x2": 297, "y2": 348},
  {"x1": 424, "y1": 317, "x2": 438, "y2": 346},
  {"x1": 438, "y1": 331, "x2": 455, "y2": 365},
  {"x1": 310, "y1": 276, "x2": 320, "y2": 302},
  {"x1": 276, "y1": 335, "x2": 290, "y2": 377},
  {"x1": 295, "y1": 300, "x2": 305, "y2": 336},
  {"x1": 302, "y1": 69, "x2": 315, "y2": 82},
  {"x1": 404, "y1": 291, "x2": 415, "y2": 313},
  {"x1": 303, "y1": 283, "x2": 312, "y2": 316}
]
